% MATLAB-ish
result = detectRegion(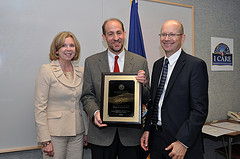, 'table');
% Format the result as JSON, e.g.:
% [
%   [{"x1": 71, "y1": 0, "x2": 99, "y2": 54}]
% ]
[
  {"x1": 204, "y1": 119, "x2": 240, "y2": 159},
  {"x1": 215, "y1": 144, "x2": 240, "y2": 159}
]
